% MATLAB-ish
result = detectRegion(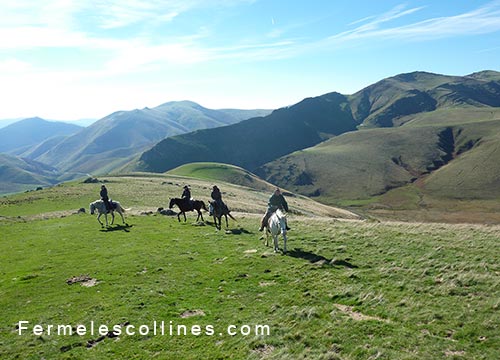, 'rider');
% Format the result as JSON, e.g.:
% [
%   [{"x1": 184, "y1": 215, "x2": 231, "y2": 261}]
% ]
[
  {"x1": 181, "y1": 185, "x2": 193, "y2": 210},
  {"x1": 210, "y1": 185, "x2": 228, "y2": 214},
  {"x1": 100, "y1": 184, "x2": 112, "y2": 213},
  {"x1": 259, "y1": 187, "x2": 290, "y2": 231}
]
